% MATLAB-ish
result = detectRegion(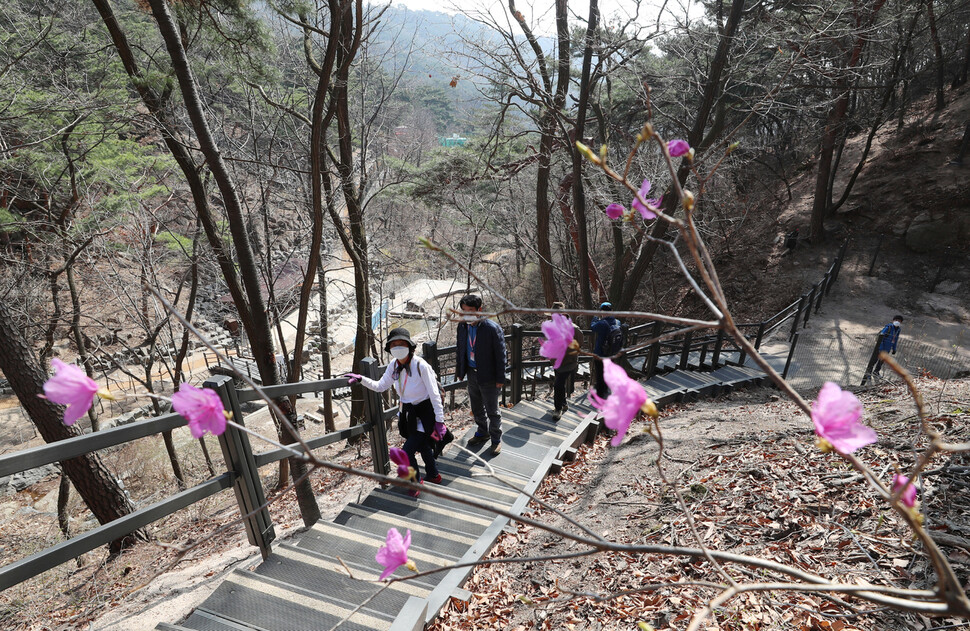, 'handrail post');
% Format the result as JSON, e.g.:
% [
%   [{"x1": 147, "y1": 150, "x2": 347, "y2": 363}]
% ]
[
  {"x1": 422, "y1": 340, "x2": 440, "y2": 375},
  {"x1": 422, "y1": 340, "x2": 441, "y2": 408},
  {"x1": 782, "y1": 332, "x2": 799, "y2": 380},
  {"x1": 816, "y1": 273, "x2": 829, "y2": 313},
  {"x1": 647, "y1": 321, "x2": 662, "y2": 378},
  {"x1": 861, "y1": 333, "x2": 886, "y2": 386},
  {"x1": 711, "y1": 329, "x2": 724, "y2": 368},
  {"x1": 754, "y1": 322, "x2": 766, "y2": 350},
  {"x1": 803, "y1": 285, "x2": 816, "y2": 327},
  {"x1": 510, "y1": 323, "x2": 524, "y2": 405},
  {"x1": 205, "y1": 375, "x2": 275, "y2": 560},
  {"x1": 361, "y1": 358, "x2": 390, "y2": 477},
  {"x1": 790, "y1": 294, "x2": 807, "y2": 341},
  {"x1": 678, "y1": 330, "x2": 693, "y2": 370}
]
